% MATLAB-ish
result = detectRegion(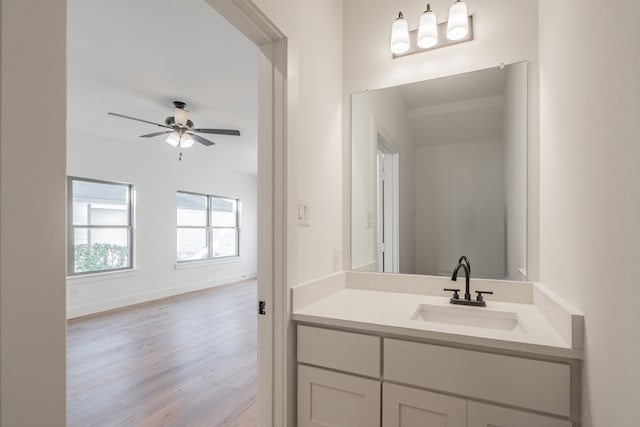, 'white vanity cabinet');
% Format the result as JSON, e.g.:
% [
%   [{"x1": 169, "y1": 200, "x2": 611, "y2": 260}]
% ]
[
  {"x1": 297, "y1": 326, "x2": 576, "y2": 427},
  {"x1": 382, "y1": 383, "x2": 570, "y2": 427},
  {"x1": 467, "y1": 401, "x2": 571, "y2": 427},
  {"x1": 298, "y1": 365, "x2": 381, "y2": 427},
  {"x1": 382, "y1": 382, "x2": 466, "y2": 427},
  {"x1": 383, "y1": 339, "x2": 571, "y2": 417},
  {"x1": 297, "y1": 326, "x2": 382, "y2": 427}
]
